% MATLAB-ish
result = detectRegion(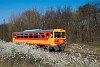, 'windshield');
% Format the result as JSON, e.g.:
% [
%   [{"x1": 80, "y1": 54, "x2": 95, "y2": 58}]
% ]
[
  {"x1": 54, "y1": 32, "x2": 61, "y2": 38},
  {"x1": 62, "y1": 32, "x2": 65, "y2": 38},
  {"x1": 54, "y1": 32, "x2": 65, "y2": 38}
]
